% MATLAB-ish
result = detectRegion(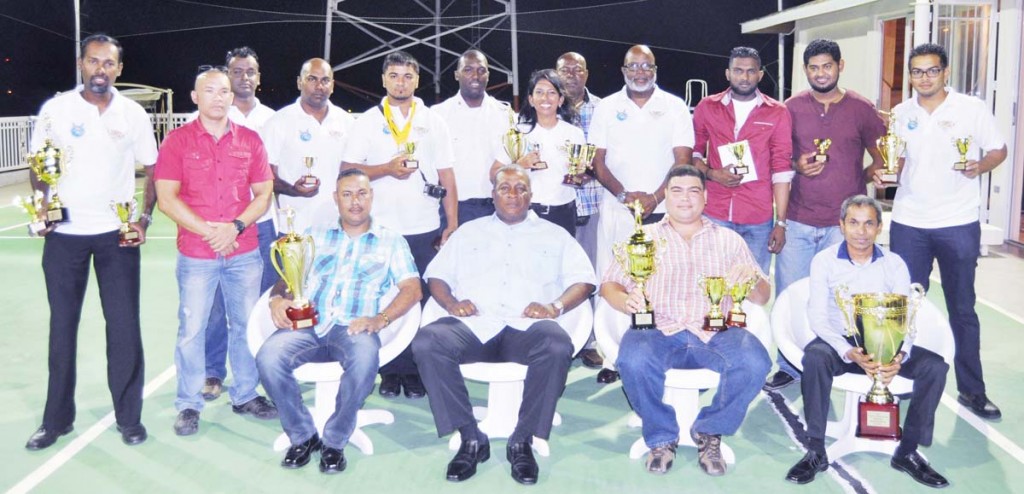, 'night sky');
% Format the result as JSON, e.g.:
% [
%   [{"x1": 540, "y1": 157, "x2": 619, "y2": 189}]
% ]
[{"x1": 1, "y1": 0, "x2": 811, "y2": 116}]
